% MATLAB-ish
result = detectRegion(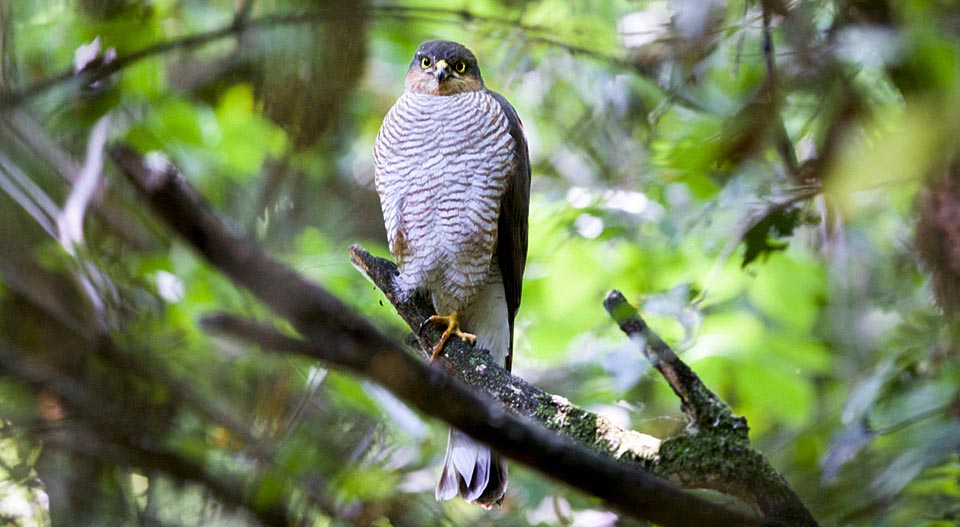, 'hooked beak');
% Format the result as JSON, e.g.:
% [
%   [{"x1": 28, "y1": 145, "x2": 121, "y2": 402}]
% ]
[{"x1": 434, "y1": 59, "x2": 449, "y2": 83}]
